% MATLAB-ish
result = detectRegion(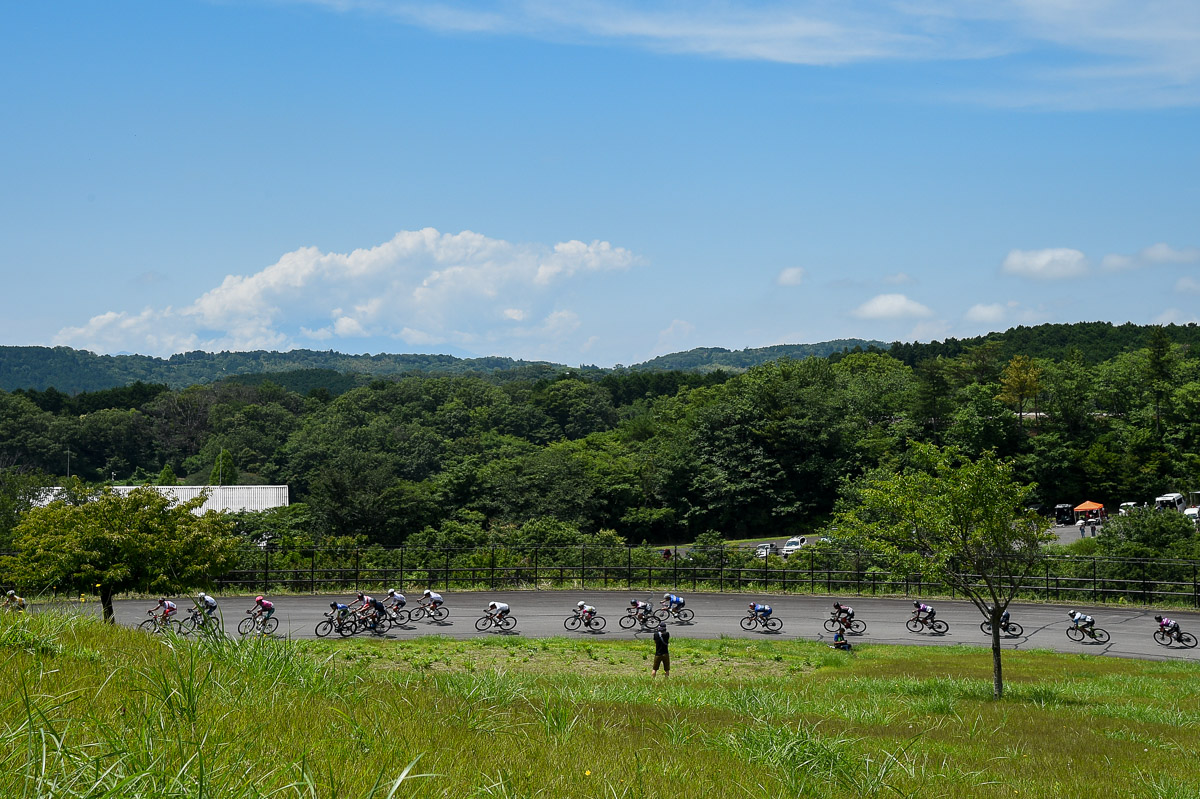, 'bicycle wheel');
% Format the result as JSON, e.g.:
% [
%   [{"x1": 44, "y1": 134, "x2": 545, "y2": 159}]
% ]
[
  {"x1": 1091, "y1": 628, "x2": 1110, "y2": 644},
  {"x1": 765, "y1": 617, "x2": 782, "y2": 632},
  {"x1": 848, "y1": 619, "x2": 866, "y2": 635},
  {"x1": 654, "y1": 608, "x2": 670, "y2": 621},
  {"x1": 1153, "y1": 630, "x2": 1171, "y2": 646},
  {"x1": 931, "y1": 620, "x2": 948, "y2": 634},
  {"x1": 980, "y1": 621, "x2": 993, "y2": 635},
  {"x1": 564, "y1": 615, "x2": 582, "y2": 631},
  {"x1": 178, "y1": 616, "x2": 197, "y2": 636},
  {"x1": 1179, "y1": 632, "x2": 1198, "y2": 648},
  {"x1": 391, "y1": 609, "x2": 411, "y2": 625},
  {"x1": 1004, "y1": 622, "x2": 1023, "y2": 637},
  {"x1": 337, "y1": 619, "x2": 356, "y2": 637},
  {"x1": 262, "y1": 617, "x2": 279, "y2": 635},
  {"x1": 739, "y1": 616, "x2": 756, "y2": 631},
  {"x1": 137, "y1": 618, "x2": 158, "y2": 634},
  {"x1": 409, "y1": 607, "x2": 427, "y2": 622},
  {"x1": 824, "y1": 618, "x2": 841, "y2": 633},
  {"x1": 475, "y1": 616, "x2": 493, "y2": 632},
  {"x1": 1066, "y1": 626, "x2": 1083, "y2": 642},
  {"x1": 676, "y1": 608, "x2": 694, "y2": 622},
  {"x1": 619, "y1": 614, "x2": 637, "y2": 629},
  {"x1": 500, "y1": 616, "x2": 516, "y2": 631},
  {"x1": 905, "y1": 619, "x2": 922, "y2": 633},
  {"x1": 432, "y1": 606, "x2": 449, "y2": 622},
  {"x1": 237, "y1": 617, "x2": 255, "y2": 636},
  {"x1": 372, "y1": 616, "x2": 391, "y2": 634},
  {"x1": 589, "y1": 615, "x2": 606, "y2": 631}
]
